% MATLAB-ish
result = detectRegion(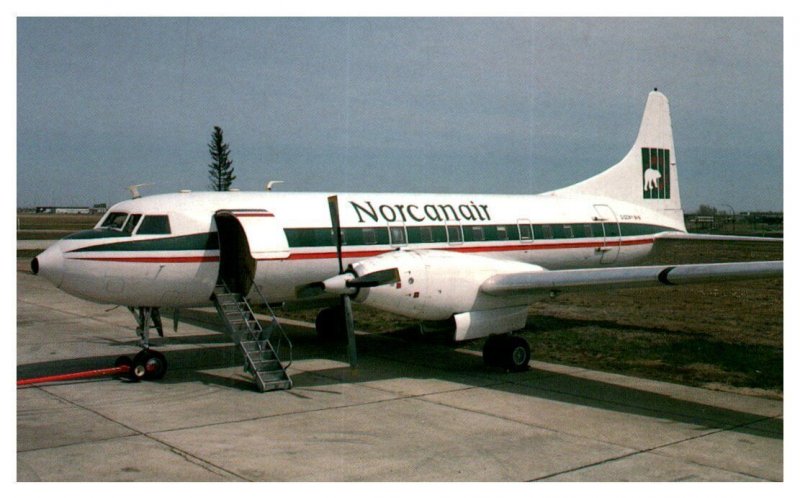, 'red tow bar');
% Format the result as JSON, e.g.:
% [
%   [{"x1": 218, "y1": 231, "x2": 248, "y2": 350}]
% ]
[
  {"x1": 17, "y1": 357, "x2": 134, "y2": 387},
  {"x1": 17, "y1": 365, "x2": 131, "y2": 387}
]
